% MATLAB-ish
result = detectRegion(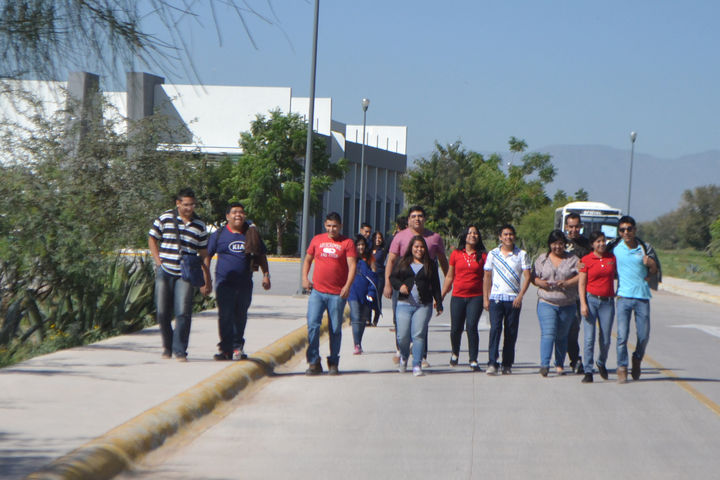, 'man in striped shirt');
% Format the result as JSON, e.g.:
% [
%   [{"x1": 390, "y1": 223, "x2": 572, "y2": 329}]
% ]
[
  {"x1": 148, "y1": 188, "x2": 211, "y2": 362},
  {"x1": 482, "y1": 224, "x2": 531, "y2": 375}
]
